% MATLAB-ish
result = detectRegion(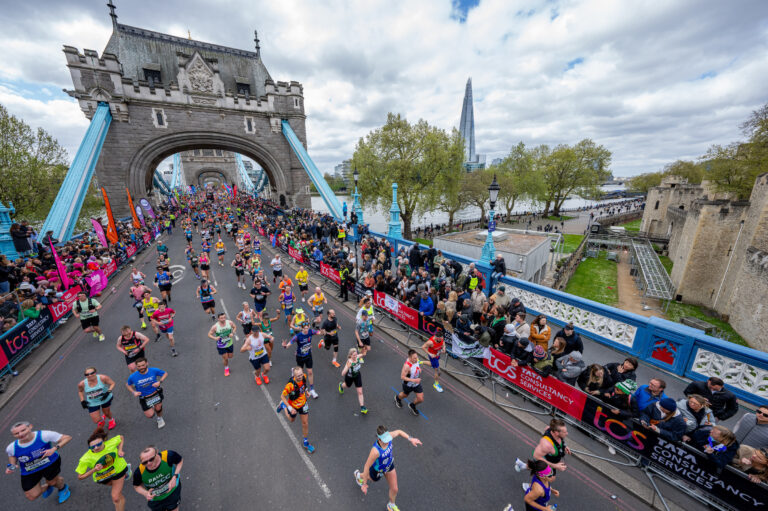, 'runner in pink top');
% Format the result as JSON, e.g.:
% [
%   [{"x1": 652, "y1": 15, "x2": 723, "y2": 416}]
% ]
[
  {"x1": 151, "y1": 302, "x2": 178, "y2": 357},
  {"x1": 129, "y1": 283, "x2": 152, "y2": 328}
]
